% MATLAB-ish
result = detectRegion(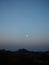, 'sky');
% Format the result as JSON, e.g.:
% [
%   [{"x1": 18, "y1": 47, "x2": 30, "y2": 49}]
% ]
[{"x1": 0, "y1": 0, "x2": 49, "y2": 51}]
